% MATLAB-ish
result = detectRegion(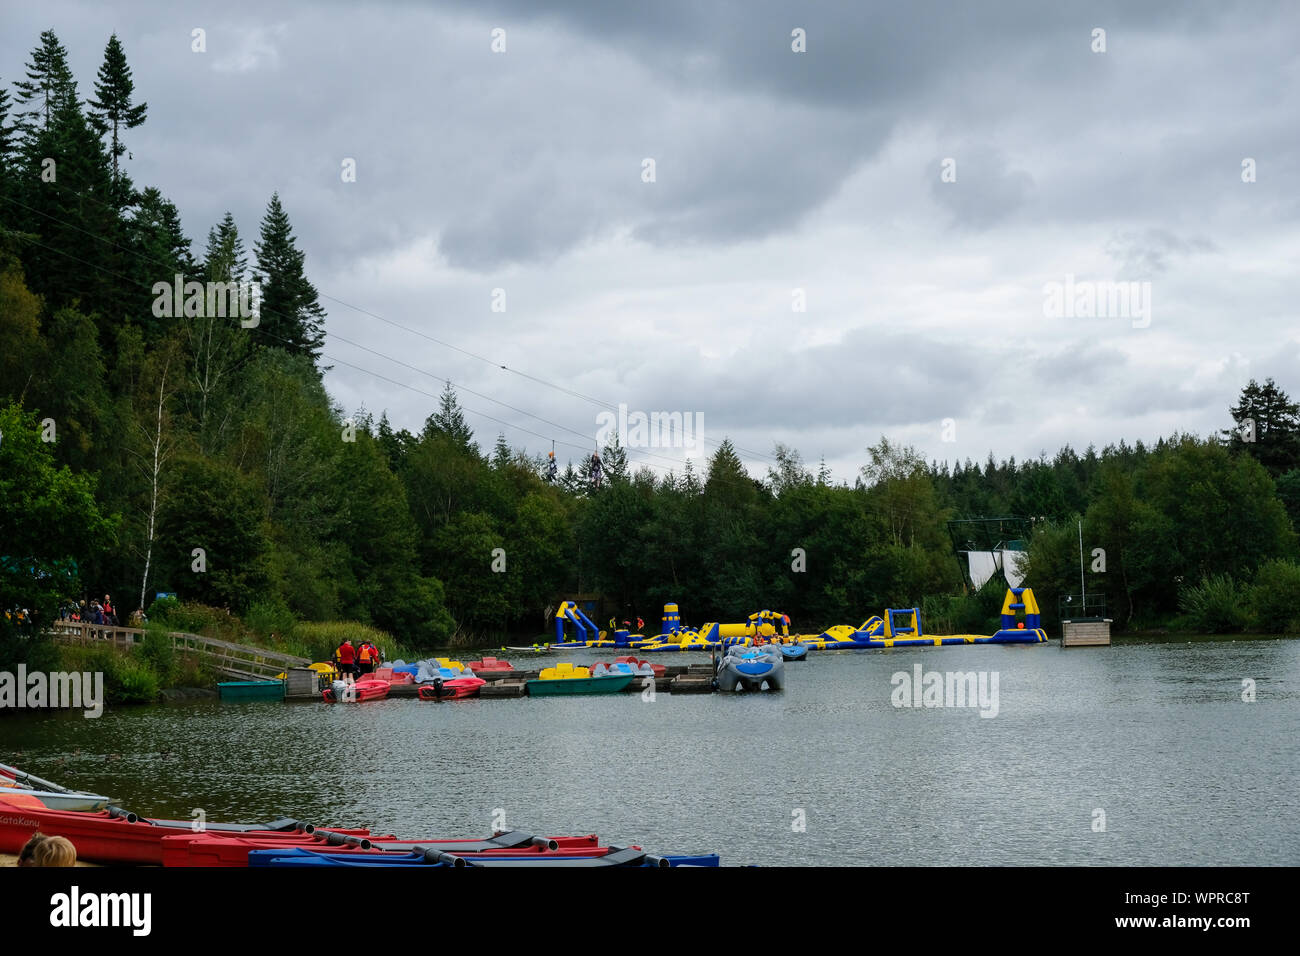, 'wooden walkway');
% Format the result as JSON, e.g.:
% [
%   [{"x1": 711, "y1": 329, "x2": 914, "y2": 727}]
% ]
[{"x1": 49, "y1": 622, "x2": 310, "y2": 681}]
